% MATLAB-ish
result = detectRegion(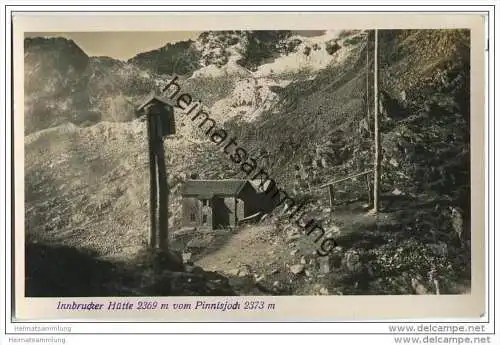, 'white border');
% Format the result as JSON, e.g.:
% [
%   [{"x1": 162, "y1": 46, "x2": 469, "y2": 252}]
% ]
[{"x1": 1, "y1": 2, "x2": 496, "y2": 341}]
